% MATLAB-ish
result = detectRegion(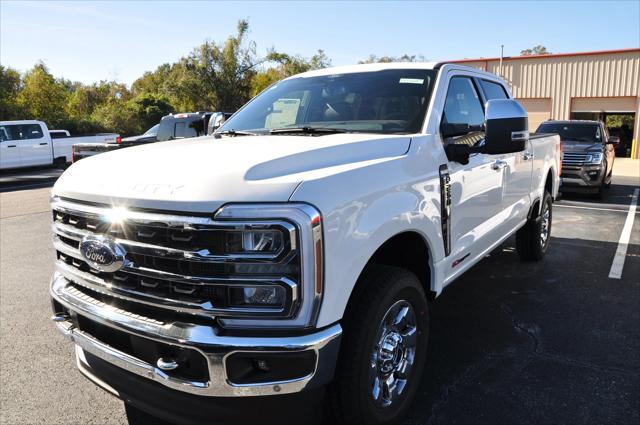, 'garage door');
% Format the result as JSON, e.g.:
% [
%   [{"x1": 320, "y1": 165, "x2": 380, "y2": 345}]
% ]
[
  {"x1": 571, "y1": 97, "x2": 637, "y2": 113},
  {"x1": 517, "y1": 98, "x2": 552, "y2": 132}
]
